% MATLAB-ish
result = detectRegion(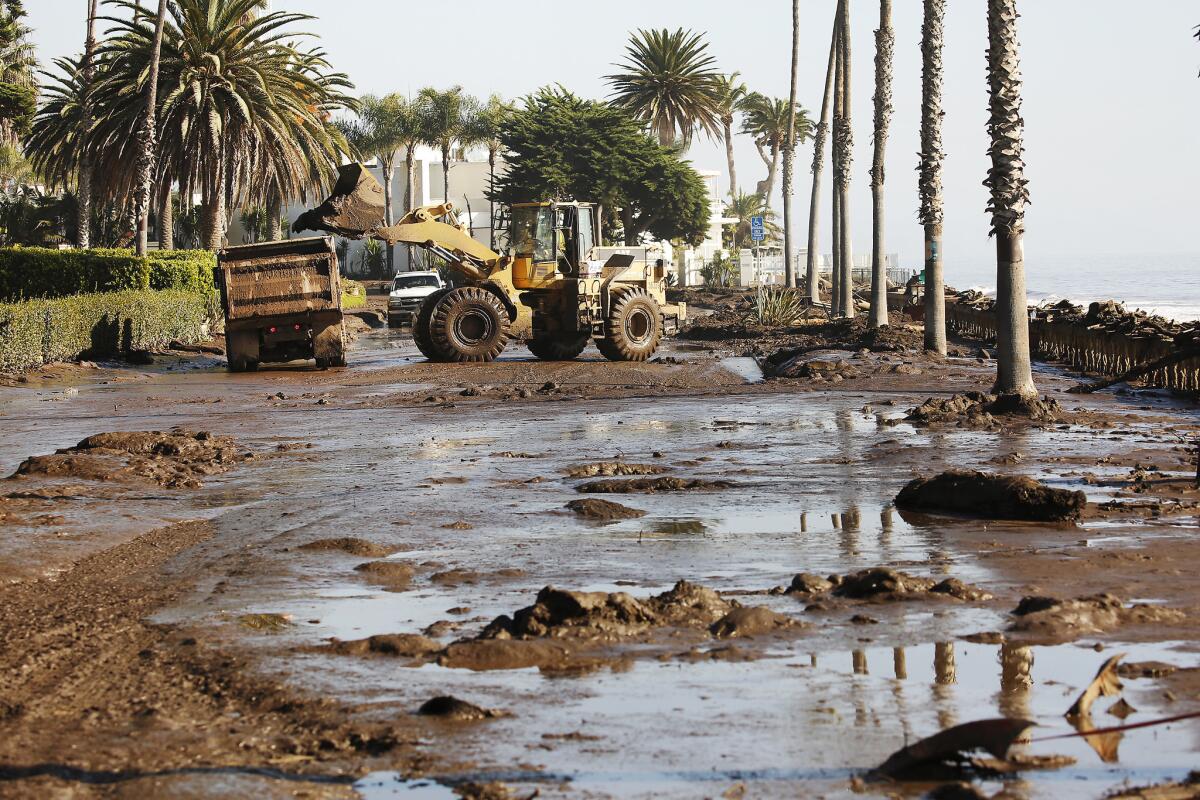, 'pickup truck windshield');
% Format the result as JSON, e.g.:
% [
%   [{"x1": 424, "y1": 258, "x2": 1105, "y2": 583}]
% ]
[{"x1": 393, "y1": 275, "x2": 439, "y2": 290}]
